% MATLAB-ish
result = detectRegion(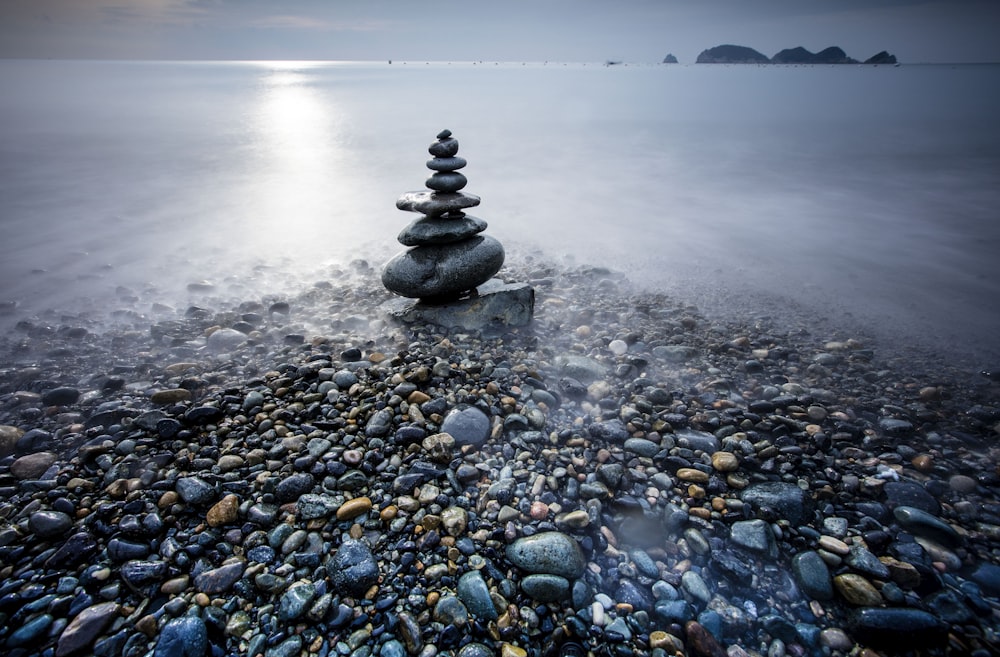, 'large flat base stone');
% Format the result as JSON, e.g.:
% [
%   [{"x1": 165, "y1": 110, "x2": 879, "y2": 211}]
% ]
[{"x1": 381, "y1": 279, "x2": 534, "y2": 329}]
